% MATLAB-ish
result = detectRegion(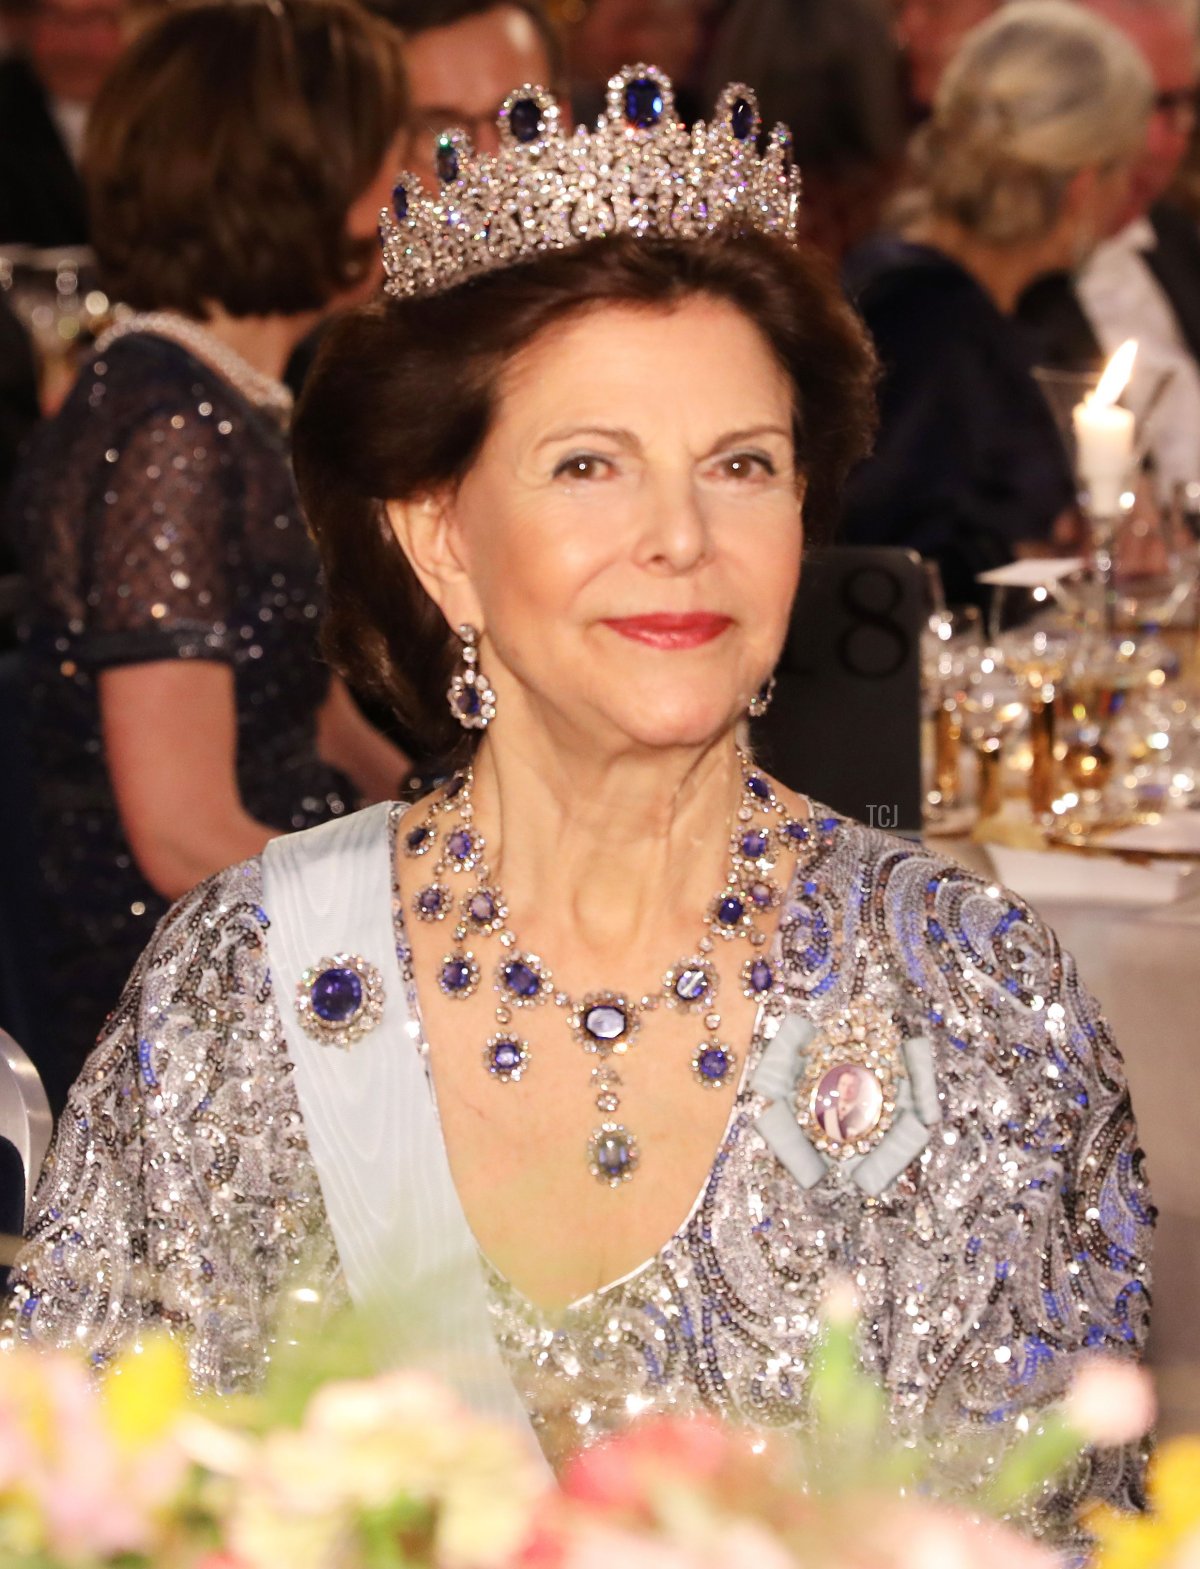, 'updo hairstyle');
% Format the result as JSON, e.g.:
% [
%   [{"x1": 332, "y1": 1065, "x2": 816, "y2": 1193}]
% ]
[
  {"x1": 908, "y1": 0, "x2": 1153, "y2": 245},
  {"x1": 293, "y1": 231, "x2": 877, "y2": 761}
]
